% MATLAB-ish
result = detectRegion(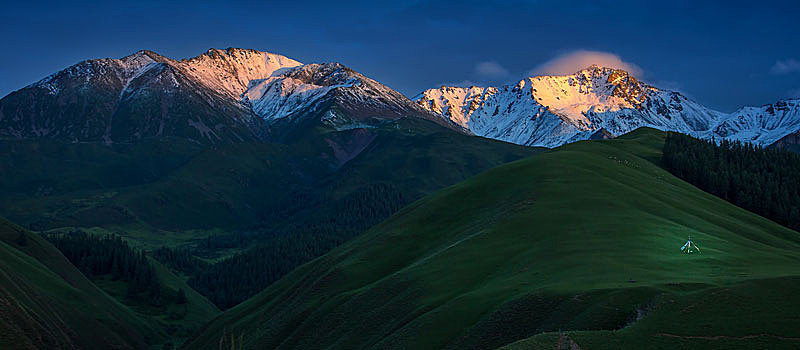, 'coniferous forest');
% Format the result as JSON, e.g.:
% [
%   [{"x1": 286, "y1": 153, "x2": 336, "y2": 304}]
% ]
[
  {"x1": 45, "y1": 231, "x2": 178, "y2": 305},
  {"x1": 187, "y1": 233, "x2": 340, "y2": 309},
  {"x1": 152, "y1": 246, "x2": 210, "y2": 276},
  {"x1": 662, "y1": 132, "x2": 800, "y2": 232},
  {"x1": 184, "y1": 183, "x2": 408, "y2": 309}
]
